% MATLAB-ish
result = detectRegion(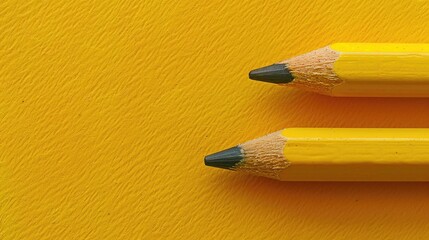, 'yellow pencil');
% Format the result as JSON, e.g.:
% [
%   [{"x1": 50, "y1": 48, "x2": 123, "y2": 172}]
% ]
[
  {"x1": 249, "y1": 43, "x2": 429, "y2": 97},
  {"x1": 204, "y1": 128, "x2": 429, "y2": 181}
]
